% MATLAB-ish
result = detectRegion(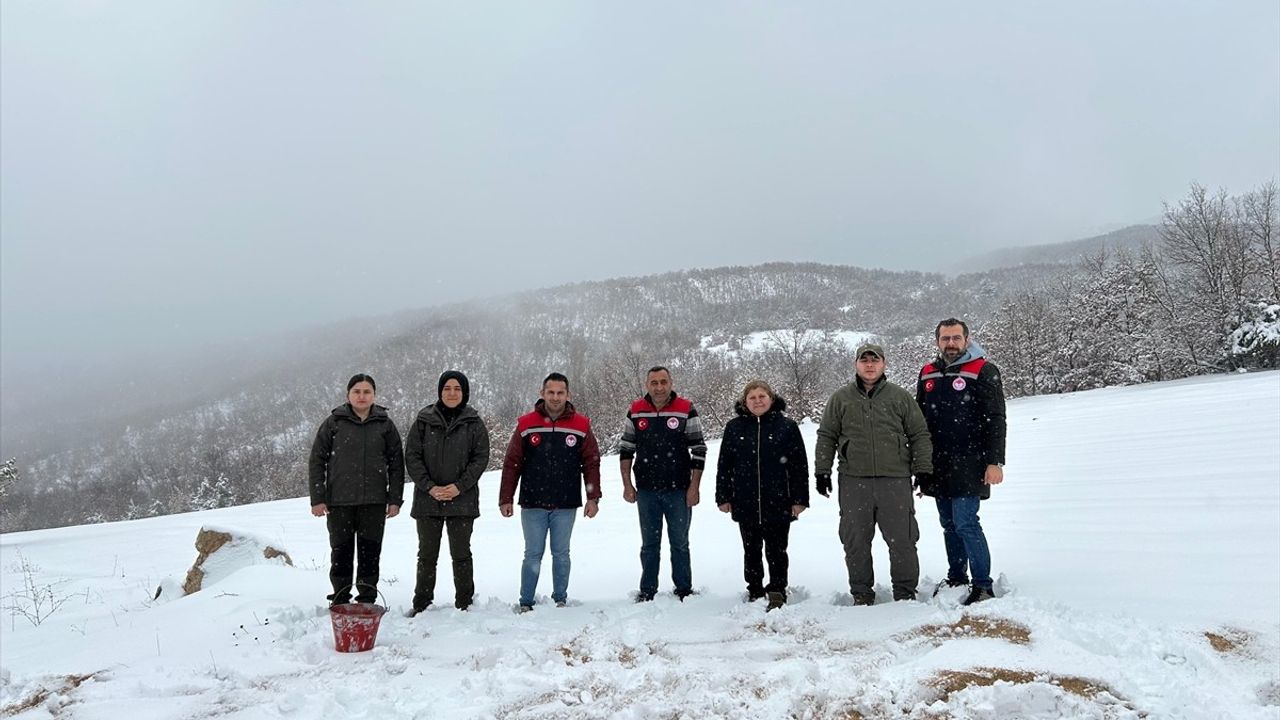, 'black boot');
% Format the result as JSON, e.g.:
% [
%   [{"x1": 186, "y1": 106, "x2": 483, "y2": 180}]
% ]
[
  {"x1": 962, "y1": 586, "x2": 995, "y2": 605},
  {"x1": 933, "y1": 577, "x2": 969, "y2": 597}
]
